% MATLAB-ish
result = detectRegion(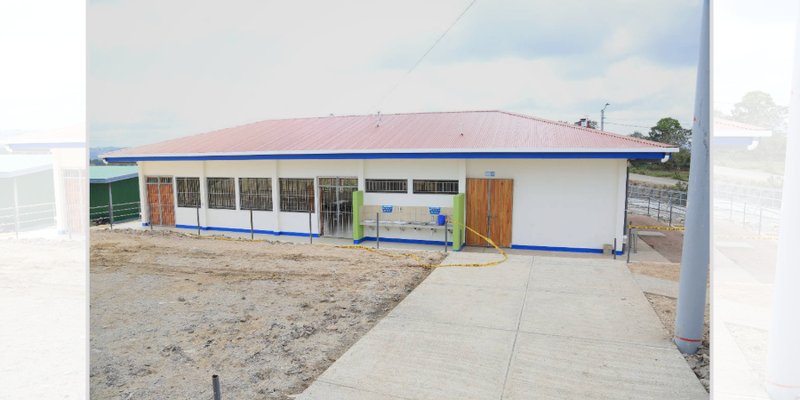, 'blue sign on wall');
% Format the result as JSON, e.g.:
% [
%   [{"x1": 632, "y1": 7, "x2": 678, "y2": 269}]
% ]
[
  {"x1": 485, "y1": 170, "x2": 496, "y2": 177},
  {"x1": 428, "y1": 207, "x2": 441, "y2": 215},
  {"x1": 381, "y1": 205, "x2": 393, "y2": 213}
]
